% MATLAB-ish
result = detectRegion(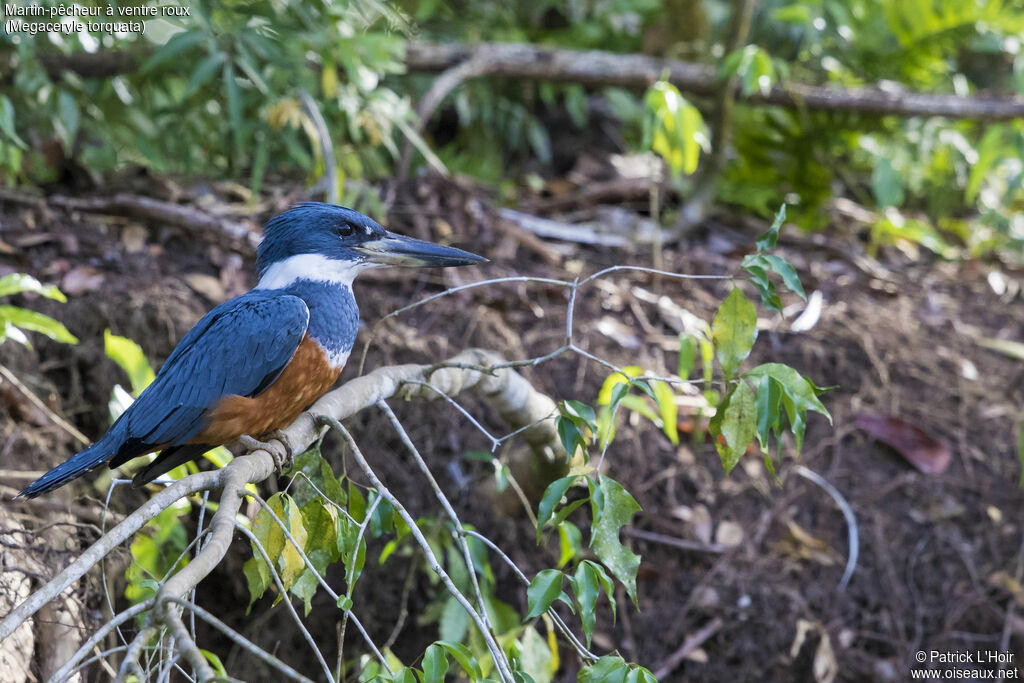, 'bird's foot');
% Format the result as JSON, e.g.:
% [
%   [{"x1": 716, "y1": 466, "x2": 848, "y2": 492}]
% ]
[{"x1": 239, "y1": 432, "x2": 294, "y2": 472}]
